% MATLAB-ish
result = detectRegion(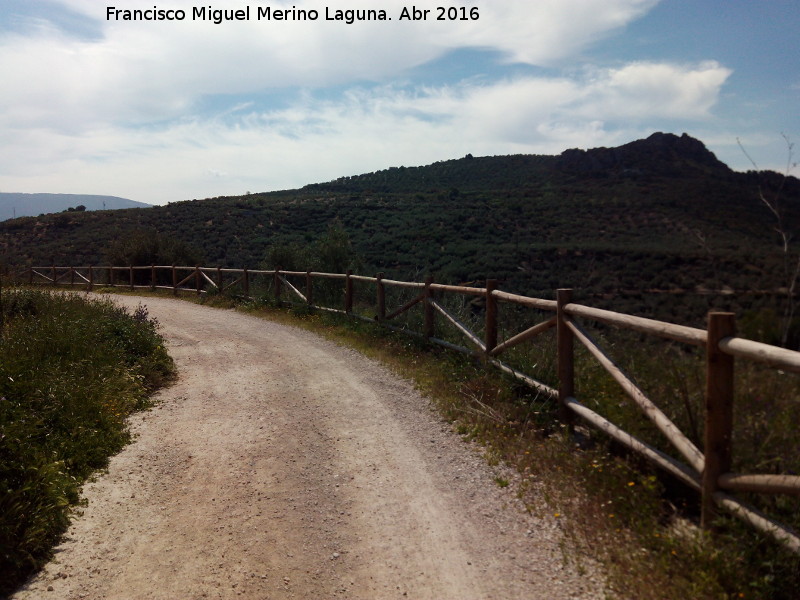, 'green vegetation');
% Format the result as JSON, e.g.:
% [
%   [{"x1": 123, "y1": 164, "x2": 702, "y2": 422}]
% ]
[
  {"x1": 106, "y1": 228, "x2": 203, "y2": 268},
  {"x1": 105, "y1": 229, "x2": 204, "y2": 286},
  {"x1": 2, "y1": 133, "x2": 798, "y2": 339},
  {"x1": 1, "y1": 130, "x2": 799, "y2": 594},
  {"x1": 57, "y1": 276, "x2": 800, "y2": 598},
  {"x1": 0, "y1": 289, "x2": 175, "y2": 595},
  {"x1": 262, "y1": 220, "x2": 363, "y2": 275}
]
